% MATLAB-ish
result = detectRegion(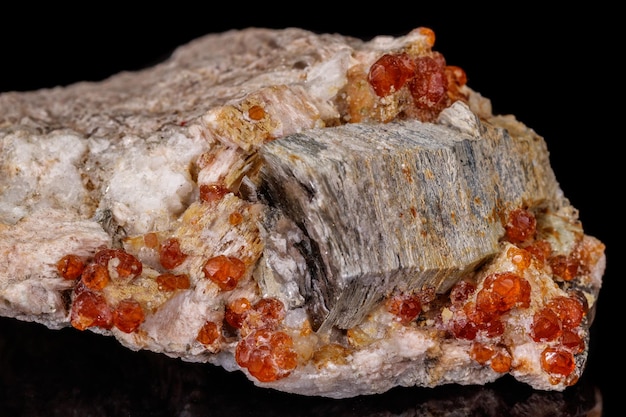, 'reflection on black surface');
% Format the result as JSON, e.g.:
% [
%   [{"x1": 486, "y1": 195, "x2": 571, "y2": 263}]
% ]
[{"x1": 0, "y1": 318, "x2": 601, "y2": 417}]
